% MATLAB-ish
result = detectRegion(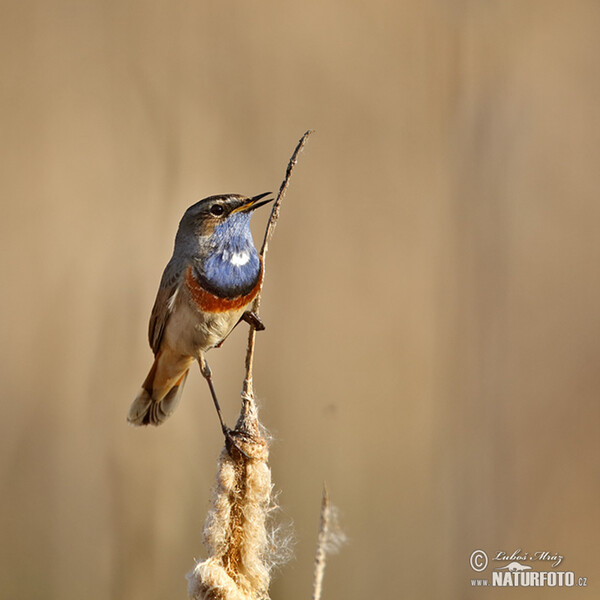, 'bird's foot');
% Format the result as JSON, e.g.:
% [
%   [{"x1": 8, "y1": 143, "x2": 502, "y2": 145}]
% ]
[
  {"x1": 241, "y1": 311, "x2": 265, "y2": 331},
  {"x1": 223, "y1": 426, "x2": 257, "y2": 459}
]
